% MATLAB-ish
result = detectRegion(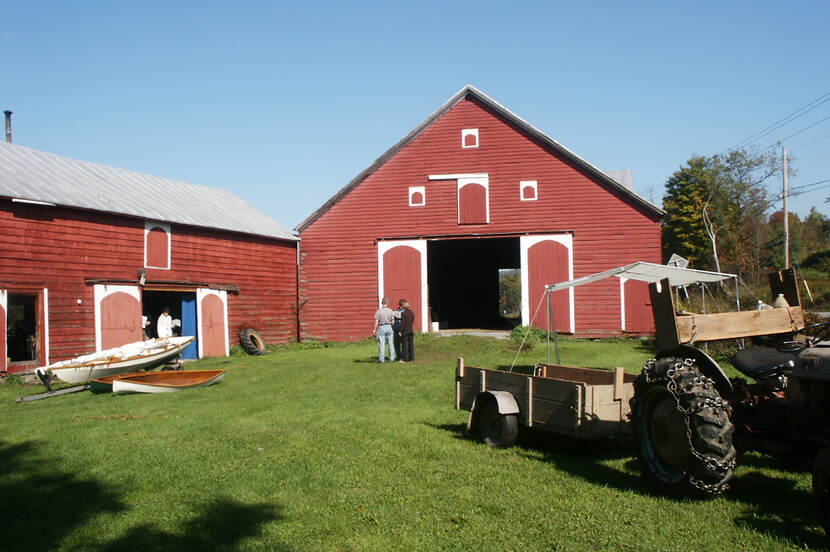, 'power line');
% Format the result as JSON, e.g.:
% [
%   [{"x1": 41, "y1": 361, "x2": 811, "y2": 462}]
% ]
[
  {"x1": 722, "y1": 90, "x2": 830, "y2": 153},
  {"x1": 792, "y1": 131, "x2": 830, "y2": 153}
]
